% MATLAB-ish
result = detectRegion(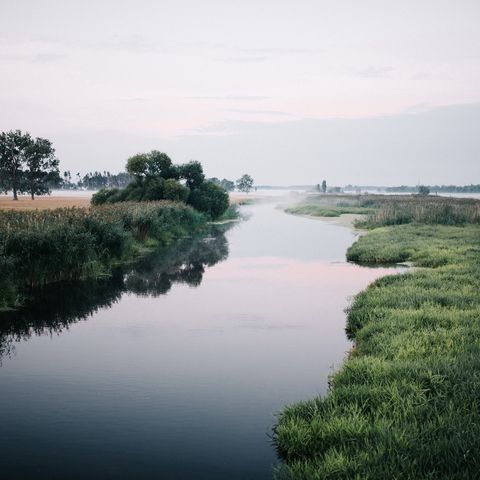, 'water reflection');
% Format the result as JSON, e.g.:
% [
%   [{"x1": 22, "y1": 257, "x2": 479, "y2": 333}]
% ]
[{"x1": 0, "y1": 225, "x2": 230, "y2": 361}]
